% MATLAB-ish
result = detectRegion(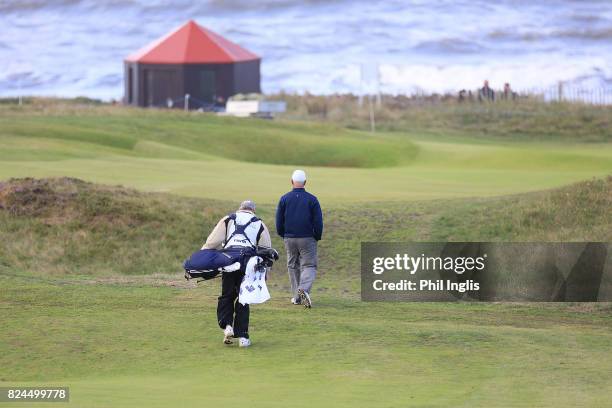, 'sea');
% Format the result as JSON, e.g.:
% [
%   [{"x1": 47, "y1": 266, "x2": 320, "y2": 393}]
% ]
[{"x1": 1, "y1": 0, "x2": 612, "y2": 100}]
